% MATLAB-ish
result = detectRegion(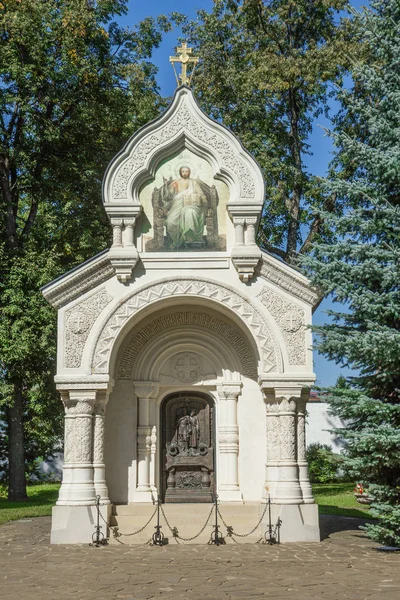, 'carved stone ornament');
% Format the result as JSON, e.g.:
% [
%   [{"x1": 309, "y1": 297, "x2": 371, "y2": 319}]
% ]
[
  {"x1": 119, "y1": 311, "x2": 257, "y2": 379},
  {"x1": 65, "y1": 288, "x2": 112, "y2": 368},
  {"x1": 260, "y1": 288, "x2": 306, "y2": 365},
  {"x1": 259, "y1": 253, "x2": 319, "y2": 306},
  {"x1": 103, "y1": 88, "x2": 264, "y2": 211},
  {"x1": 173, "y1": 352, "x2": 201, "y2": 383},
  {"x1": 92, "y1": 278, "x2": 281, "y2": 375}
]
